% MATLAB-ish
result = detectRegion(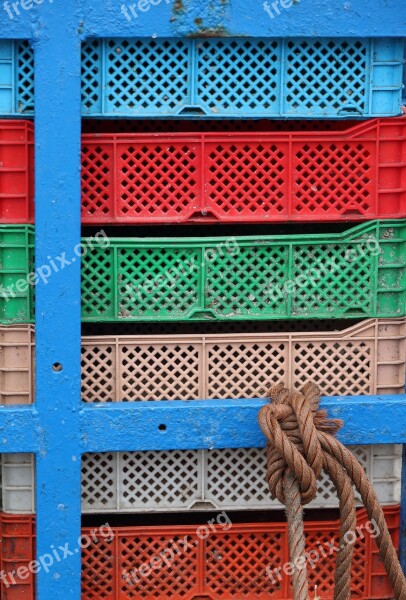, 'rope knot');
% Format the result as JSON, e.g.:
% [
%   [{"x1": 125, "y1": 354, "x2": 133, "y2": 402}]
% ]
[
  {"x1": 258, "y1": 382, "x2": 341, "y2": 505},
  {"x1": 258, "y1": 382, "x2": 406, "y2": 600}
]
